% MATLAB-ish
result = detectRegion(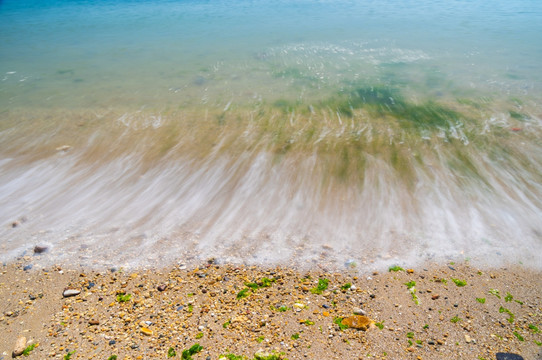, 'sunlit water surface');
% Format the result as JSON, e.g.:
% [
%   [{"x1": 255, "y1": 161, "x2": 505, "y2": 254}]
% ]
[{"x1": 1, "y1": 0, "x2": 541, "y2": 270}]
